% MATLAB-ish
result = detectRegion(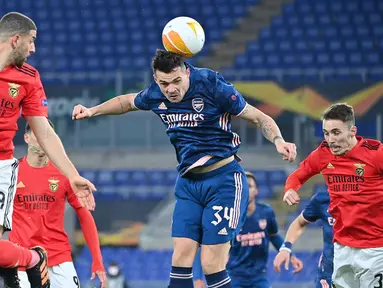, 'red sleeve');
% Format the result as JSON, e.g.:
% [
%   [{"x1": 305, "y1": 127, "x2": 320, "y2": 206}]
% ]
[
  {"x1": 66, "y1": 182, "x2": 104, "y2": 272},
  {"x1": 377, "y1": 145, "x2": 383, "y2": 173},
  {"x1": 284, "y1": 147, "x2": 323, "y2": 193},
  {"x1": 22, "y1": 70, "x2": 48, "y2": 118}
]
